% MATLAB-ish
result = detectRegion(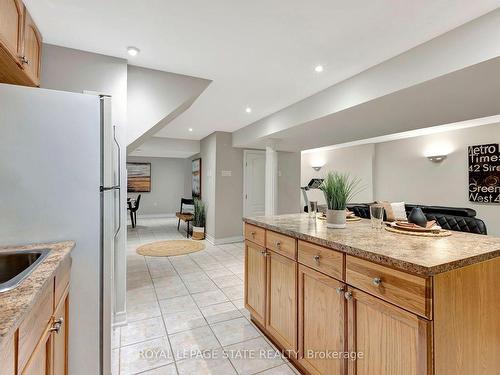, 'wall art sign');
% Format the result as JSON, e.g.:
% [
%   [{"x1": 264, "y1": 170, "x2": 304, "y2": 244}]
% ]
[
  {"x1": 468, "y1": 144, "x2": 500, "y2": 204},
  {"x1": 192, "y1": 158, "x2": 202, "y2": 199},
  {"x1": 127, "y1": 162, "x2": 151, "y2": 192}
]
